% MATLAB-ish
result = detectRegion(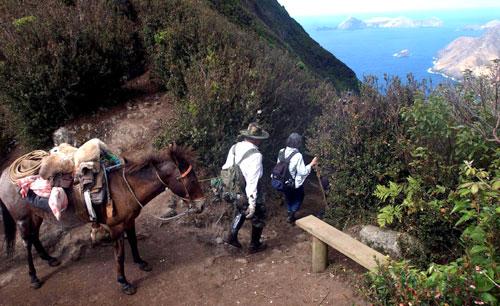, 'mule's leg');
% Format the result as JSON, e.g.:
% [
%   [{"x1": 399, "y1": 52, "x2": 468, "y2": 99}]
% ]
[
  {"x1": 18, "y1": 220, "x2": 42, "y2": 289},
  {"x1": 32, "y1": 216, "x2": 60, "y2": 267},
  {"x1": 126, "y1": 225, "x2": 152, "y2": 272},
  {"x1": 26, "y1": 240, "x2": 42, "y2": 289},
  {"x1": 114, "y1": 235, "x2": 136, "y2": 295}
]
